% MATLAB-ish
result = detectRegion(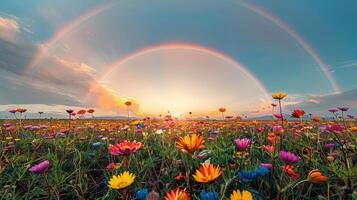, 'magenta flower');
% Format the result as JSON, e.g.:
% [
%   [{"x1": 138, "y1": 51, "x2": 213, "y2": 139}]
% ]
[
  {"x1": 29, "y1": 160, "x2": 50, "y2": 174},
  {"x1": 328, "y1": 109, "x2": 338, "y2": 113},
  {"x1": 279, "y1": 151, "x2": 300, "y2": 163},
  {"x1": 274, "y1": 114, "x2": 284, "y2": 119},
  {"x1": 338, "y1": 107, "x2": 349, "y2": 111},
  {"x1": 9, "y1": 109, "x2": 17, "y2": 114},
  {"x1": 347, "y1": 114, "x2": 354, "y2": 119},
  {"x1": 234, "y1": 138, "x2": 251, "y2": 150},
  {"x1": 260, "y1": 163, "x2": 272, "y2": 170}
]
